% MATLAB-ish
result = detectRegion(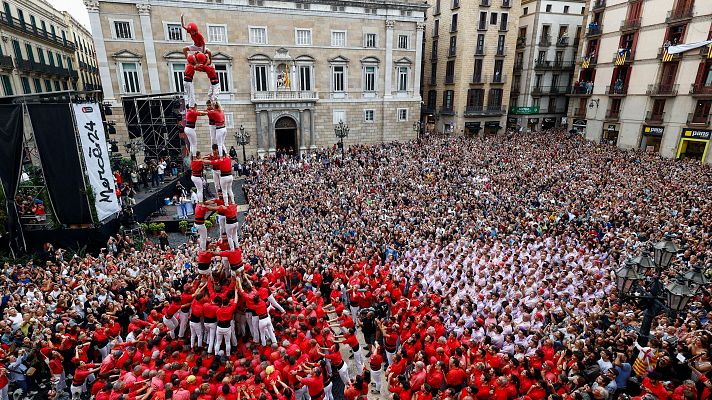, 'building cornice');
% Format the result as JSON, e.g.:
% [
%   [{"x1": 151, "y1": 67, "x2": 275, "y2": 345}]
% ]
[{"x1": 95, "y1": 0, "x2": 429, "y2": 13}]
